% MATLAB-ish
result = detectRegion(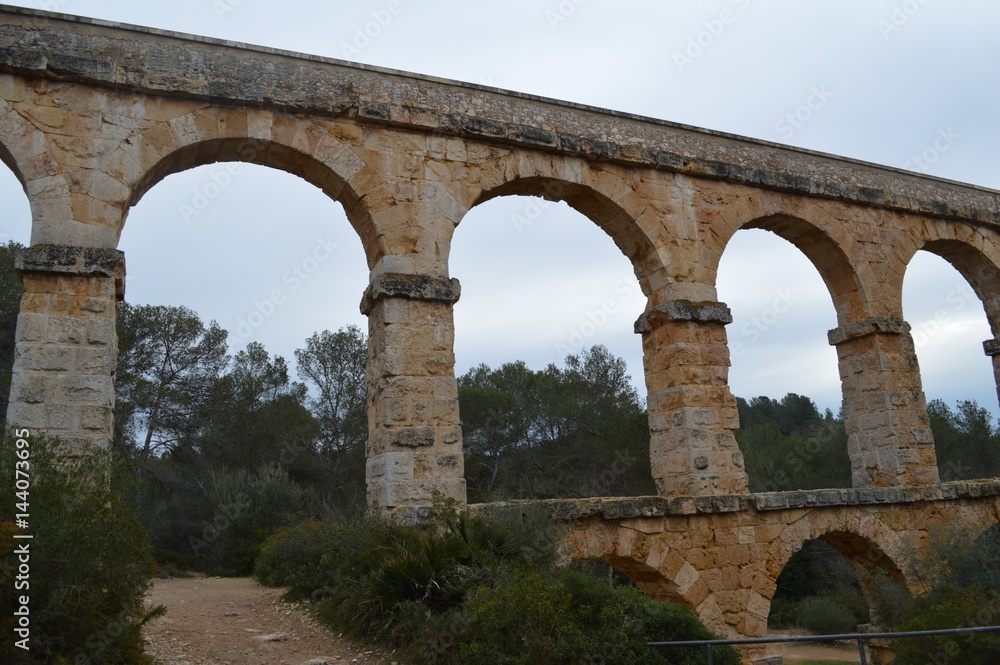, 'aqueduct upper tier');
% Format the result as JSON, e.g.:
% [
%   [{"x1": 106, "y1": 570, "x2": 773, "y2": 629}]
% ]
[{"x1": 3, "y1": 5, "x2": 1000, "y2": 521}]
